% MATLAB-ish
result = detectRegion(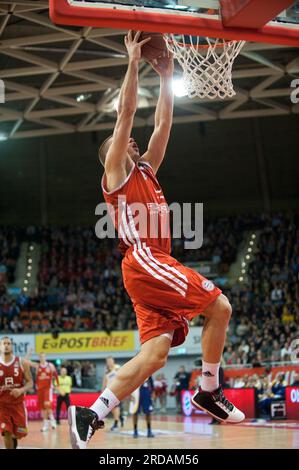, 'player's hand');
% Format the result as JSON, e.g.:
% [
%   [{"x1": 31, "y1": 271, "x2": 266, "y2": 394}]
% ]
[
  {"x1": 124, "y1": 30, "x2": 151, "y2": 63},
  {"x1": 10, "y1": 388, "x2": 23, "y2": 398},
  {"x1": 148, "y1": 51, "x2": 174, "y2": 77}
]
